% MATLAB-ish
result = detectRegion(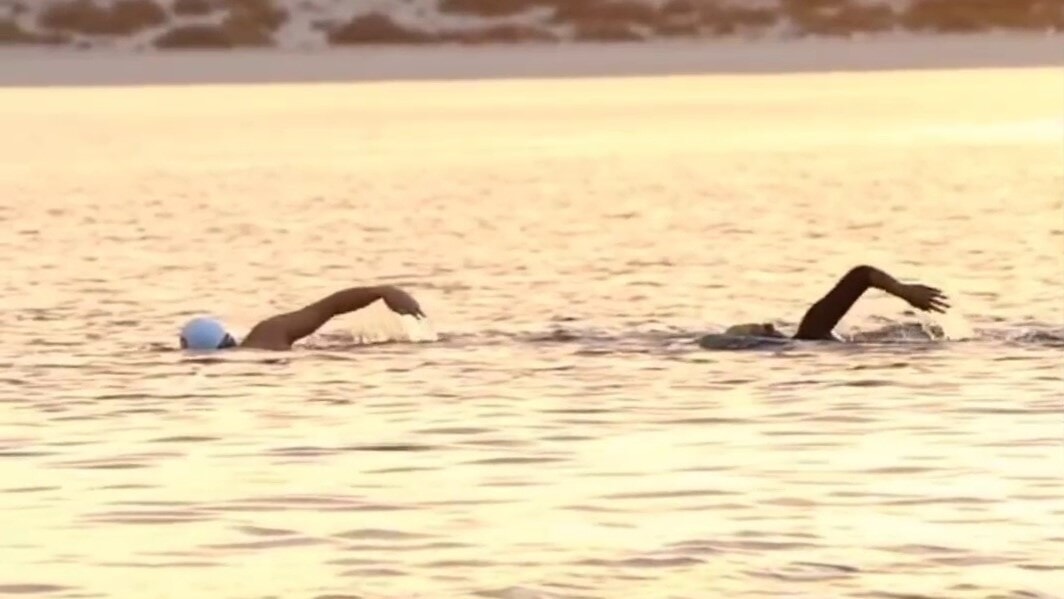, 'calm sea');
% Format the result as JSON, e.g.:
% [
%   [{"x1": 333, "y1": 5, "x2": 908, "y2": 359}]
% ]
[{"x1": 0, "y1": 55, "x2": 1061, "y2": 599}]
